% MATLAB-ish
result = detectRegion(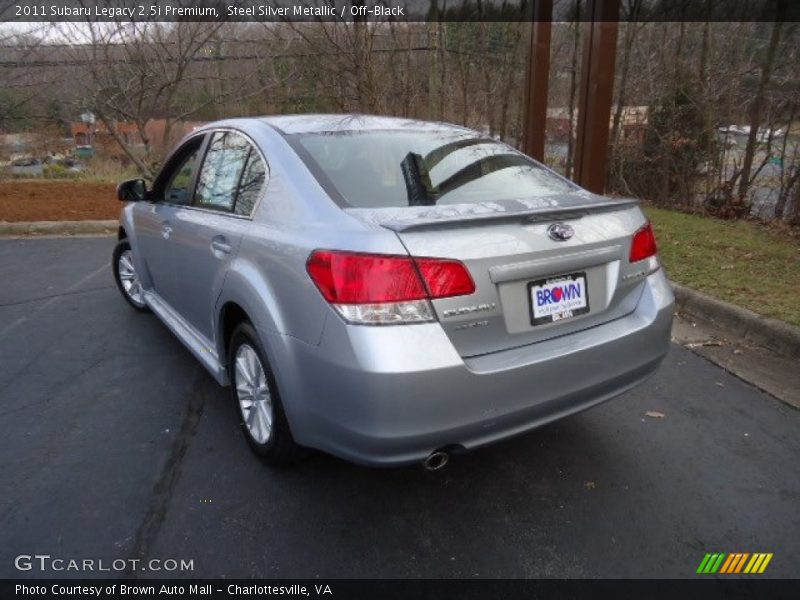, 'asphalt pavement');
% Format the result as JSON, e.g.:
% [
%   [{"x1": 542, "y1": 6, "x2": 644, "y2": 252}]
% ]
[{"x1": 1, "y1": 236, "x2": 798, "y2": 579}]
